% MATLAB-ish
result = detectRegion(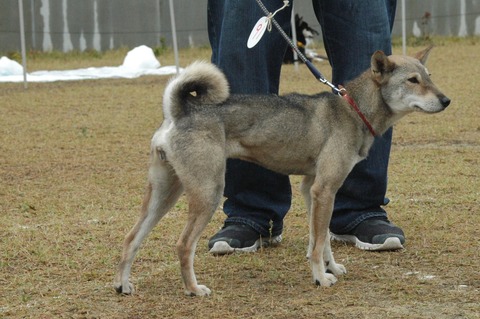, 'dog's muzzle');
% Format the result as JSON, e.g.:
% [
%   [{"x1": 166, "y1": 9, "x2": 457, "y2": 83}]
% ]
[{"x1": 439, "y1": 95, "x2": 451, "y2": 108}]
